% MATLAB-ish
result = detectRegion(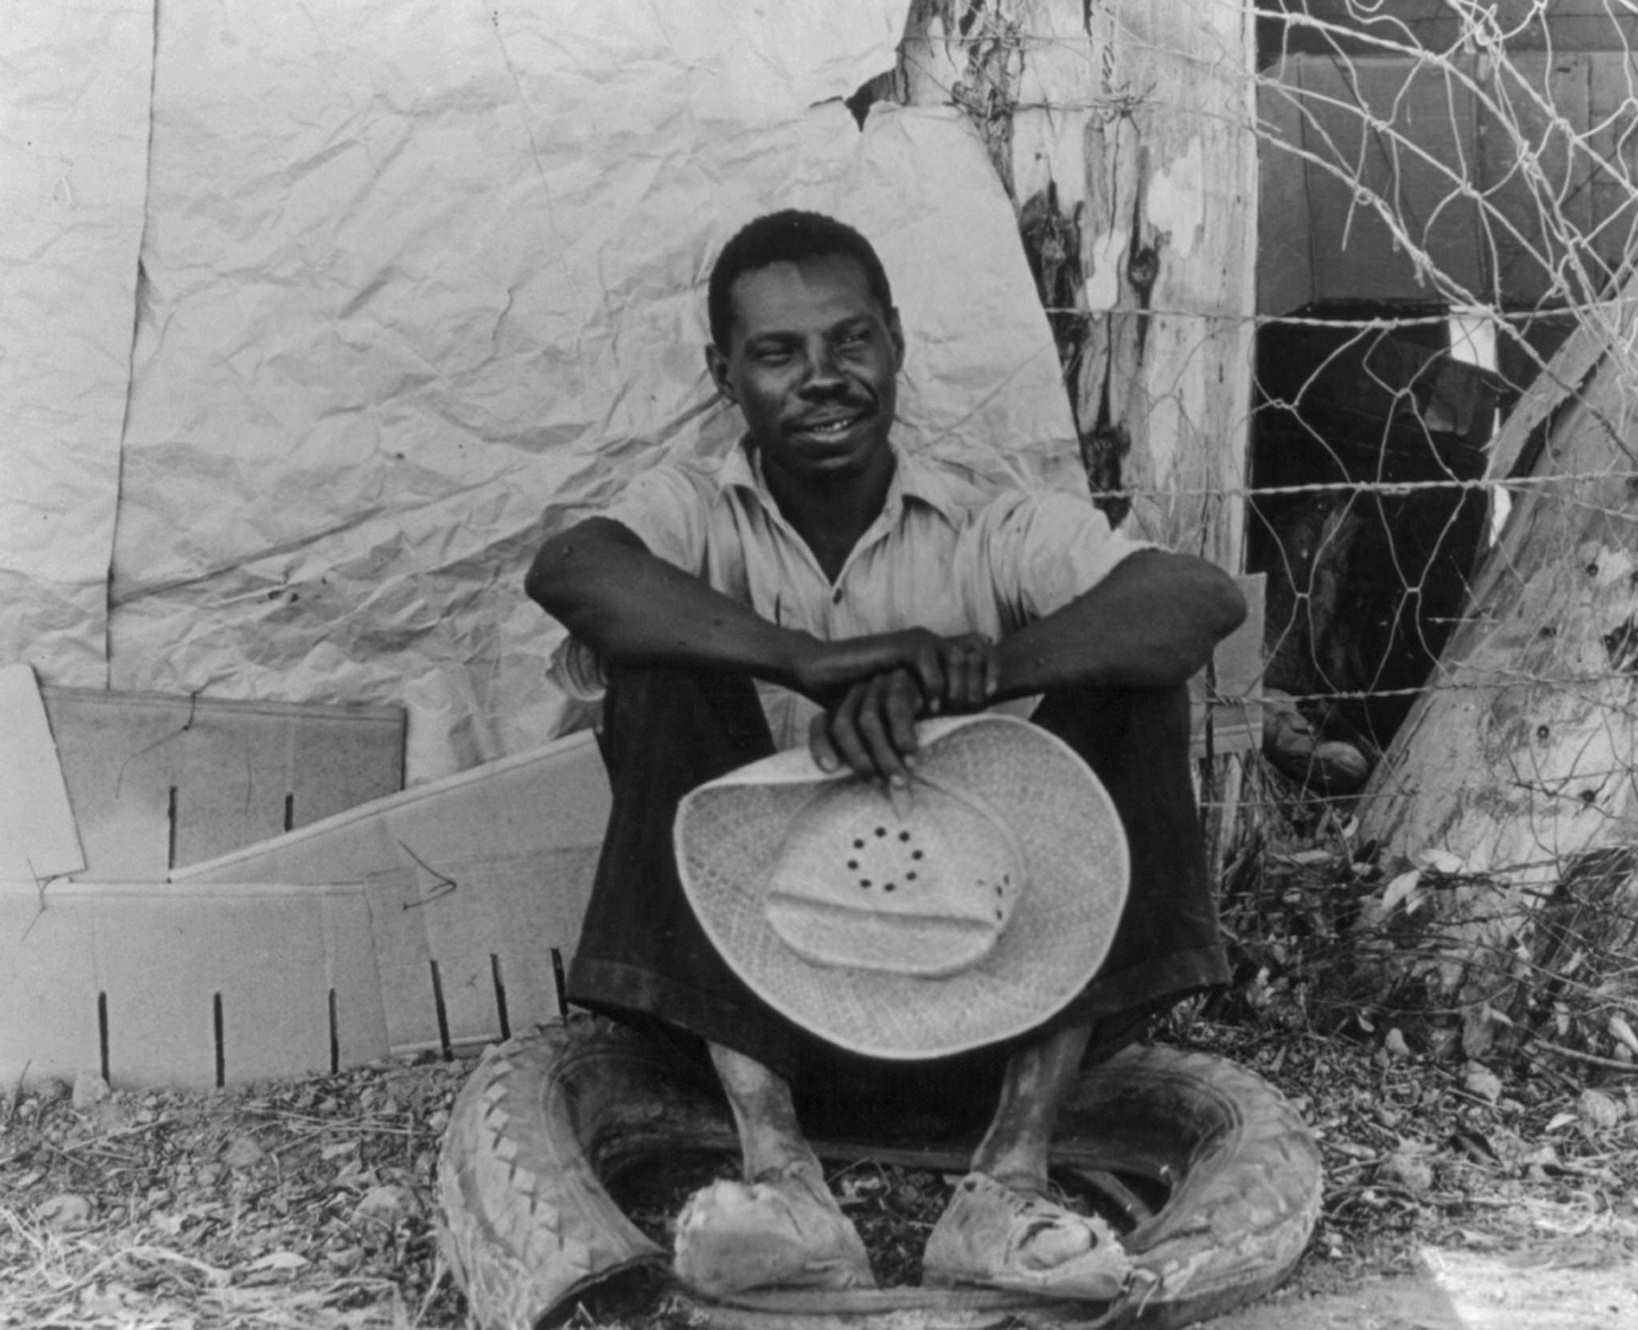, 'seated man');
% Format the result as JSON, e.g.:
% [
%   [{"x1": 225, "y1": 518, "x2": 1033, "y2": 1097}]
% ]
[{"x1": 526, "y1": 209, "x2": 1245, "y2": 1298}]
